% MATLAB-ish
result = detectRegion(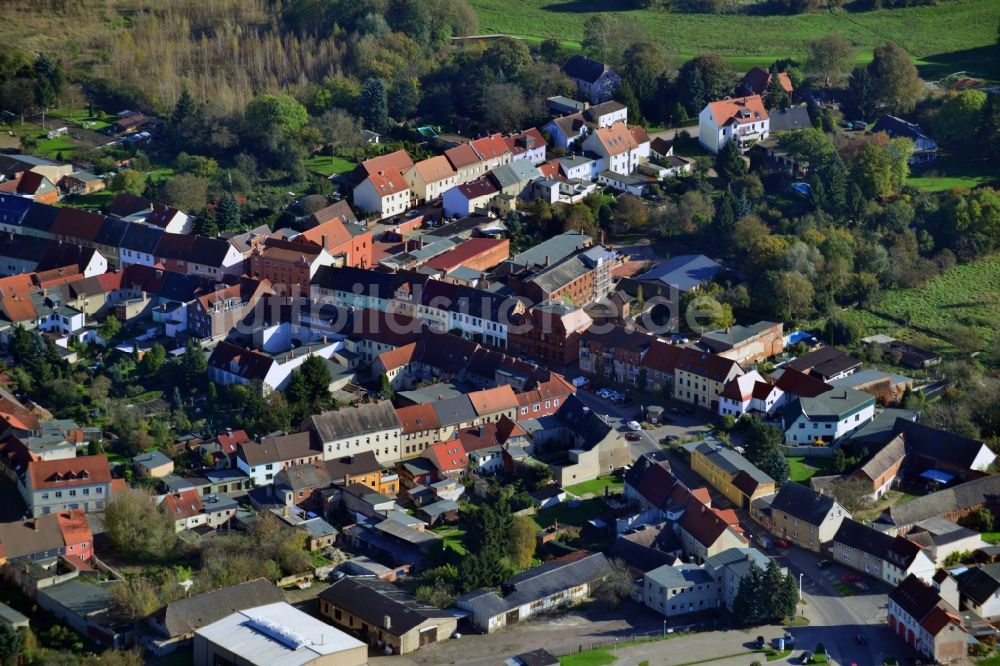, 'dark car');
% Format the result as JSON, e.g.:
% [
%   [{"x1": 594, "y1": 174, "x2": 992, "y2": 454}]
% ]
[
  {"x1": 856, "y1": 633, "x2": 867, "y2": 645},
  {"x1": 661, "y1": 435, "x2": 681, "y2": 444},
  {"x1": 755, "y1": 636, "x2": 765, "y2": 649},
  {"x1": 801, "y1": 651, "x2": 814, "y2": 664},
  {"x1": 624, "y1": 432, "x2": 641, "y2": 441},
  {"x1": 774, "y1": 539, "x2": 791, "y2": 548},
  {"x1": 816, "y1": 559, "x2": 832, "y2": 569}
]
